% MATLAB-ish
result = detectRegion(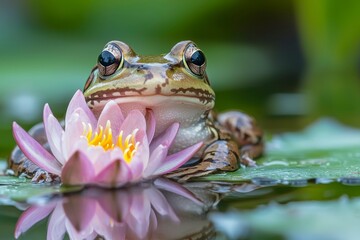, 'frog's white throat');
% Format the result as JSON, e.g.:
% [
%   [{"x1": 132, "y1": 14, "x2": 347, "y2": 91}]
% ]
[{"x1": 89, "y1": 95, "x2": 213, "y2": 154}]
